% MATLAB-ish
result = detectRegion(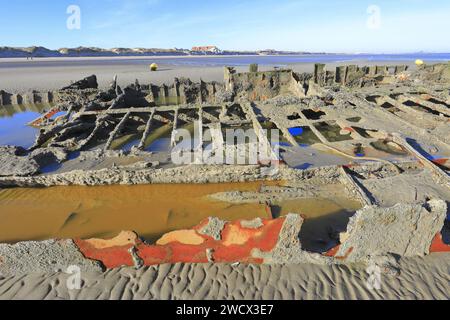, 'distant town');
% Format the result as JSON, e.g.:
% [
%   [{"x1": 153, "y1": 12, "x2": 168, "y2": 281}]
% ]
[{"x1": 0, "y1": 45, "x2": 324, "y2": 58}]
